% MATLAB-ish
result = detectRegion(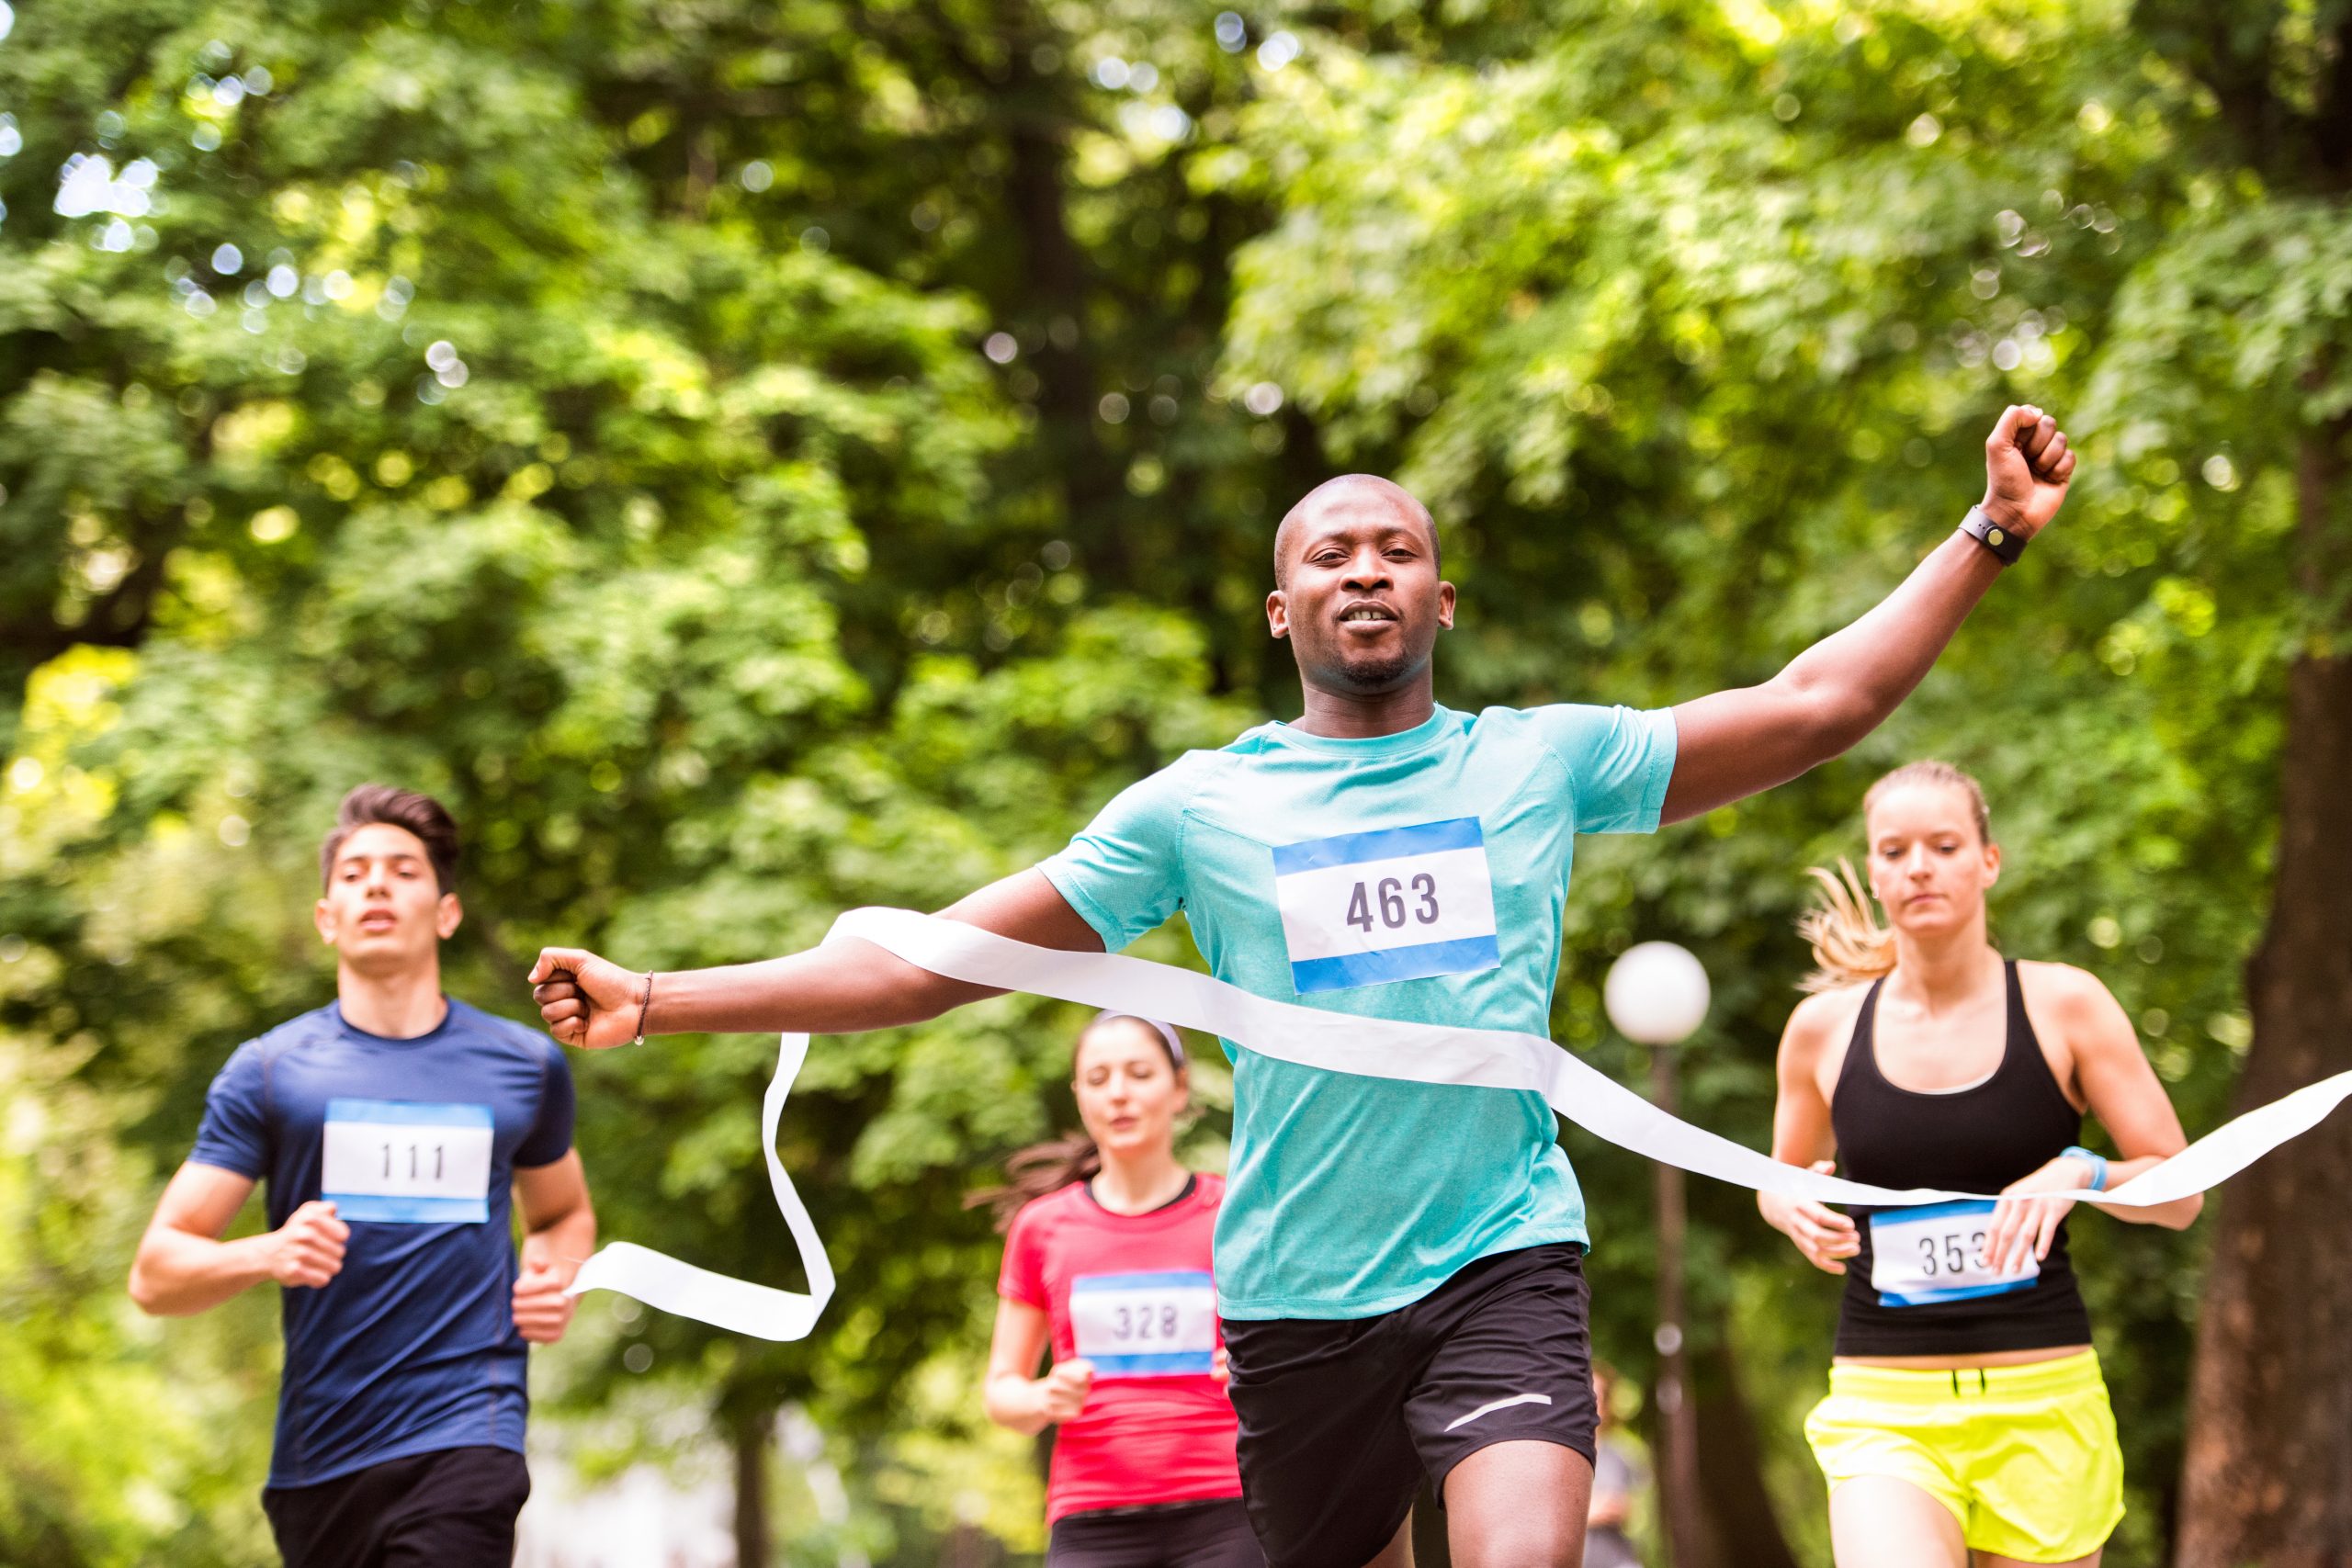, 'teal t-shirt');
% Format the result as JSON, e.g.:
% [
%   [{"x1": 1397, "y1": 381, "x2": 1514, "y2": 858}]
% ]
[{"x1": 1038, "y1": 702, "x2": 1678, "y2": 1321}]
